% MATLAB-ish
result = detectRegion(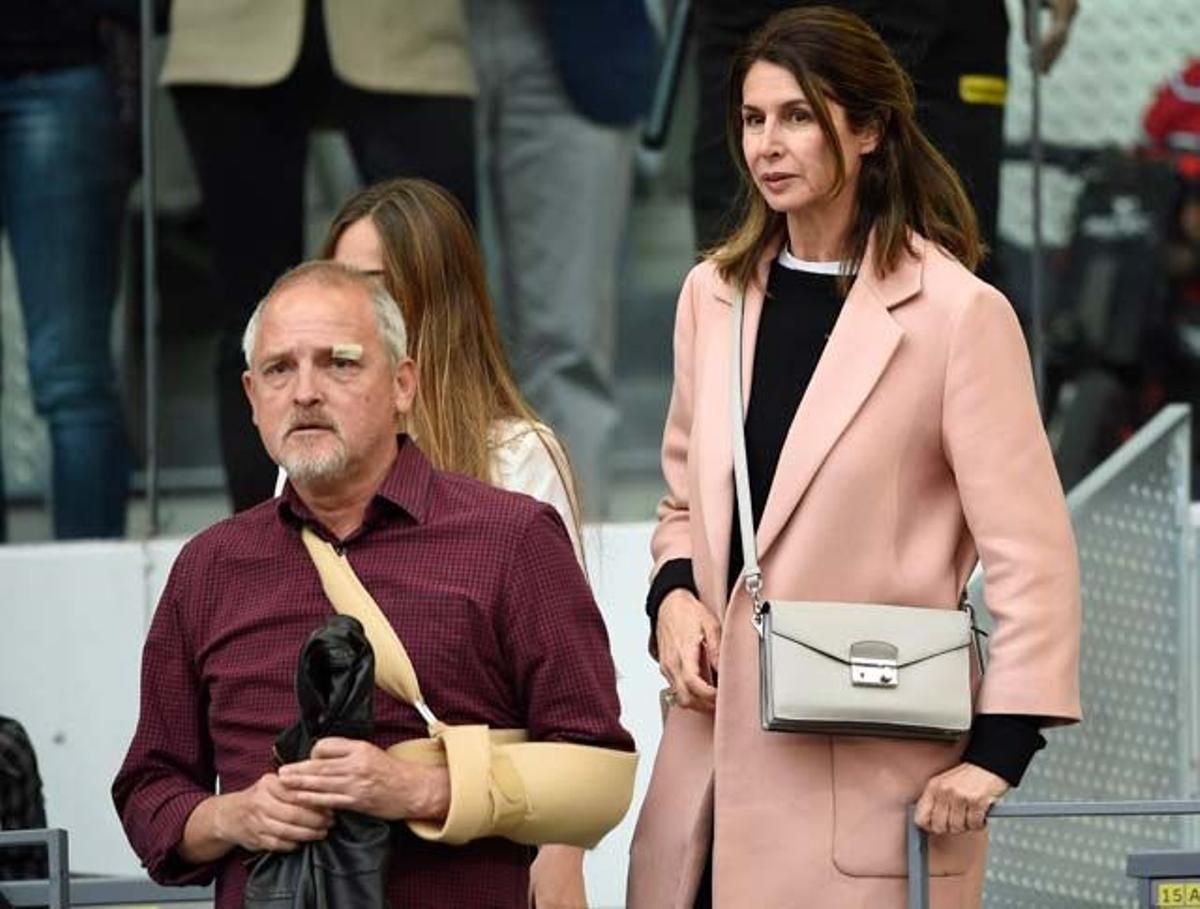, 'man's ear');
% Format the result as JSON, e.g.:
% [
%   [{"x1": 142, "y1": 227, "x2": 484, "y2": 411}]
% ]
[
  {"x1": 393, "y1": 358, "x2": 418, "y2": 419},
  {"x1": 242, "y1": 370, "x2": 260, "y2": 427}
]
